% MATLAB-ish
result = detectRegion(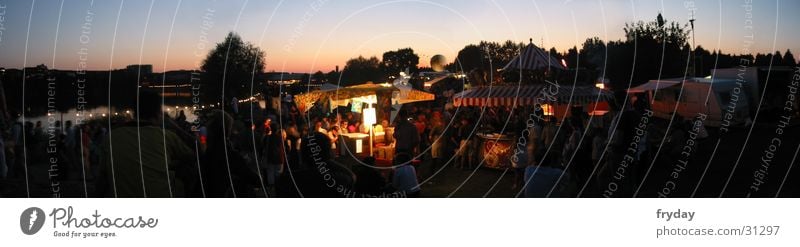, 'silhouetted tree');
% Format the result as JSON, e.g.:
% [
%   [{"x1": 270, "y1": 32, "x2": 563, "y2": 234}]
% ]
[
  {"x1": 784, "y1": 49, "x2": 797, "y2": 67},
  {"x1": 452, "y1": 44, "x2": 483, "y2": 73},
  {"x1": 201, "y1": 32, "x2": 265, "y2": 104},
  {"x1": 603, "y1": 14, "x2": 690, "y2": 88},
  {"x1": 339, "y1": 56, "x2": 385, "y2": 86},
  {"x1": 580, "y1": 37, "x2": 607, "y2": 70},
  {"x1": 755, "y1": 53, "x2": 771, "y2": 66},
  {"x1": 564, "y1": 46, "x2": 579, "y2": 69},
  {"x1": 381, "y1": 48, "x2": 419, "y2": 76},
  {"x1": 451, "y1": 40, "x2": 523, "y2": 74},
  {"x1": 773, "y1": 51, "x2": 784, "y2": 66}
]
